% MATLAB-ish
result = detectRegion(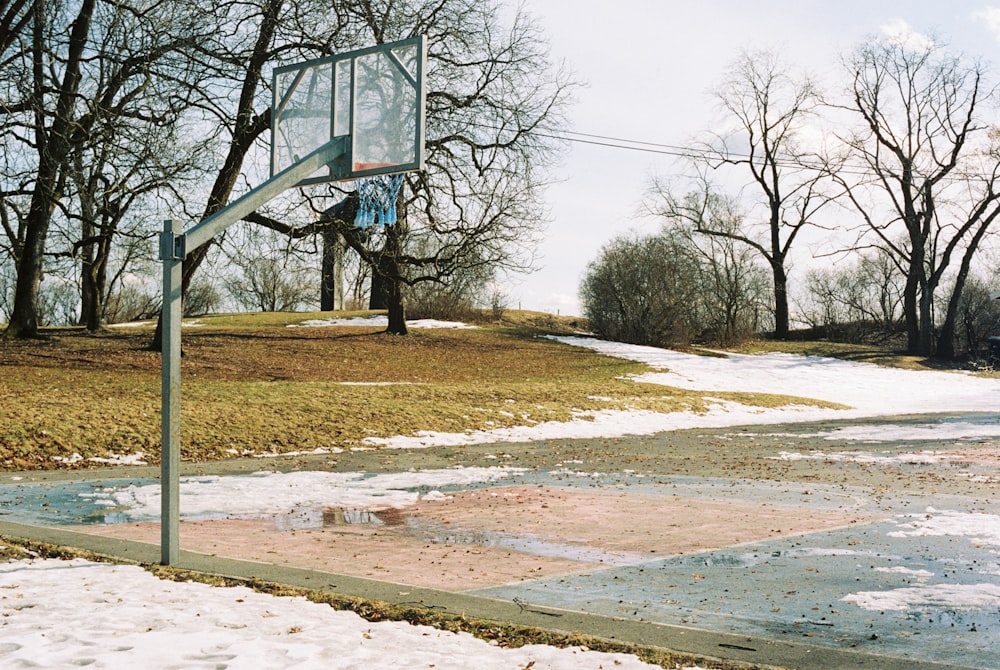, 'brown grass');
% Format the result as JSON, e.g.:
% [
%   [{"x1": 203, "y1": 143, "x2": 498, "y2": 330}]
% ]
[{"x1": 0, "y1": 311, "x2": 842, "y2": 470}]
